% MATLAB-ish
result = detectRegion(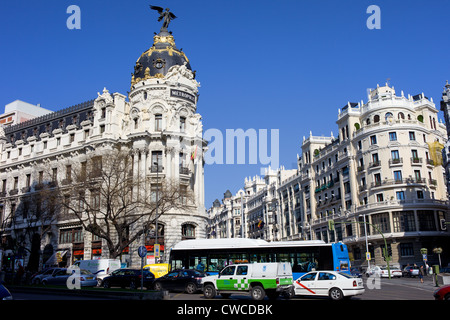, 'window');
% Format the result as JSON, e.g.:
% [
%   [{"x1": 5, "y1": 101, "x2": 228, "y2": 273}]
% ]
[
  {"x1": 376, "y1": 193, "x2": 384, "y2": 202},
  {"x1": 396, "y1": 191, "x2": 405, "y2": 200},
  {"x1": 151, "y1": 151, "x2": 163, "y2": 172},
  {"x1": 417, "y1": 210, "x2": 436, "y2": 231},
  {"x1": 391, "y1": 150, "x2": 400, "y2": 161},
  {"x1": 393, "y1": 211, "x2": 416, "y2": 232},
  {"x1": 100, "y1": 125, "x2": 105, "y2": 134},
  {"x1": 372, "y1": 213, "x2": 390, "y2": 233},
  {"x1": 417, "y1": 190, "x2": 424, "y2": 199},
  {"x1": 182, "y1": 224, "x2": 196, "y2": 239},
  {"x1": 409, "y1": 131, "x2": 416, "y2": 140},
  {"x1": 318, "y1": 272, "x2": 336, "y2": 281},
  {"x1": 374, "y1": 173, "x2": 381, "y2": 186},
  {"x1": 236, "y1": 266, "x2": 248, "y2": 275},
  {"x1": 370, "y1": 135, "x2": 377, "y2": 145},
  {"x1": 70, "y1": 133, "x2": 75, "y2": 143},
  {"x1": 399, "y1": 243, "x2": 414, "y2": 257},
  {"x1": 155, "y1": 114, "x2": 162, "y2": 131},
  {"x1": 180, "y1": 117, "x2": 186, "y2": 132},
  {"x1": 414, "y1": 170, "x2": 422, "y2": 182},
  {"x1": 389, "y1": 132, "x2": 397, "y2": 141},
  {"x1": 393, "y1": 170, "x2": 402, "y2": 182}
]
